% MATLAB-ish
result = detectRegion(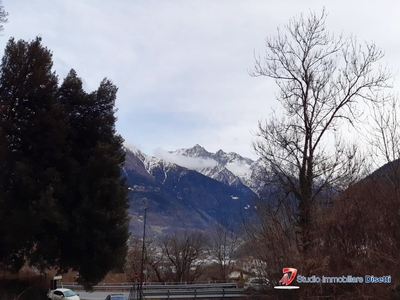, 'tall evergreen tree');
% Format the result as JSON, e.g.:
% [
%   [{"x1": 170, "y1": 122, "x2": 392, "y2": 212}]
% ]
[
  {"x1": 0, "y1": 37, "x2": 66, "y2": 270},
  {"x1": 57, "y1": 71, "x2": 129, "y2": 287},
  {"x1": 0, "y1": 38, "x2": 129, "y2": 288}
]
